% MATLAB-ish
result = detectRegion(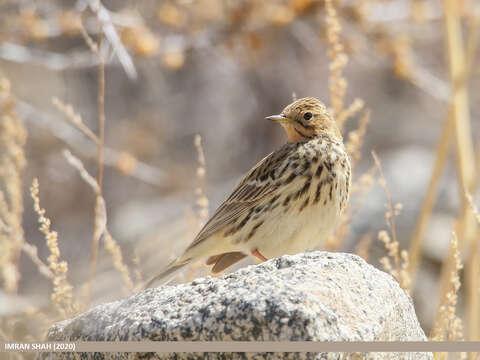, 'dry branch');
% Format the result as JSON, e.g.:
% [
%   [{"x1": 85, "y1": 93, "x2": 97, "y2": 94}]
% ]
[
  {"x1": 77, "y1": 0, "x2": 138, "y2": 79},
  {"x1": 15, "y1": 98, "x2": 167, "y2": 187},
  {"x1": 408, "y1": 110, "x2": 454, "y2": 282},
  {"x1": 443, "y1": 0, "x2": 478, "y2": 341},
  {"x1": 63, "y1": 150, "x2": 134, "y2": 295}
]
